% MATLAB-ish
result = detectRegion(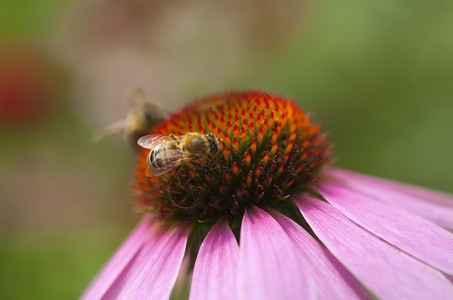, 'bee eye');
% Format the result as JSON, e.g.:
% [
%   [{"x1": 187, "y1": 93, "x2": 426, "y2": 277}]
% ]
[
  {"x1": 205, "y1": 133, "x2": 214, "y2": 142},
  {"x1": 210, "y1": 143, "x2": 218, "y2": 154}
]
